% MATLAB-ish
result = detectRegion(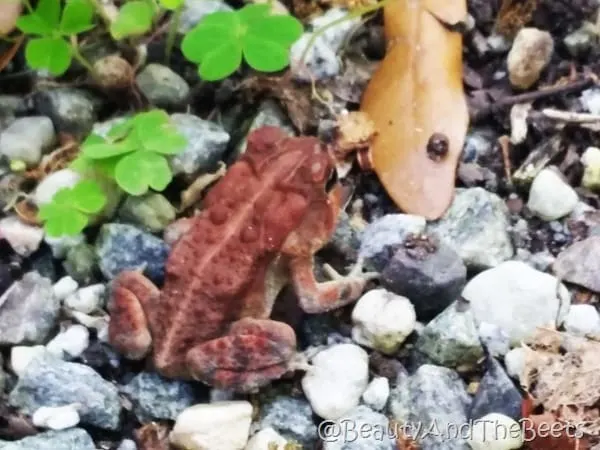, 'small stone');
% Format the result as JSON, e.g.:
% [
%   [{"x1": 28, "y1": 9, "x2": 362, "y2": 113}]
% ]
[
  {"x1": 0, "y1": 272, "x2": 60, "y2": 345},
  {"x1": 32, "y1": 404, "x2": 81, "y2": 430},
  {"x1": 121, "y1": 372, "x2": 201, "y2": 423},
  {"x1": 93, "y1": 55, "x2": 134, "y2": 90},
  {"x1": 45, "y1": 233, "x2": 86, "y2": 259},
  {"x1": 581, "y1": 147, "x2": 600, "y2": 191},
  {"x1": 351, "y1": 288, "x2": 416, "y2": 355},
  {"x1": 95, "y1": 223, "x2": 169, "y2": 284},
  {"x1": 504, "y1": 347, "x2": 526, "y2": 380},
  {"x1": 136, "y1": 64, "x2": 190, "y2": 109},
  {"x1": 169, "y1": 113, "x2": 230, "y2": 175},
  {"x1": 468, "y1": 413, "x2": 523, "y2": 450},
  {"x1": 33, "y1": 168, "x2": 81, "y2": 205},
  {"x1": 178, "y1": 0, "x2": 232, "y2": 33},
  {"x1": 245, "y1": 427, "x2": 288, "y2": 450},
  {"x1": 0, "y1": 216, "x2": 44, "y2": 256},
  {"x1": 462, "y1": 260, "x2": 570, "y2": 345},
  {"x1": 117, "y1": 439, "x2": 138, "y2": 450},
  {"x1": 302, "y1": 344, "x2": 369, "y2": 419},
  {"x1": 381, "y1": 235, "x2": 467, "y2": 320},
  {"x1": 580, "y1": 88, "x2": 600, "y2": 114},
  {"x1": 427, "y1": 187, "x2": 514, "y2": 269},
  {"x1": 0, "y1": 428, "x2": 96, "y2": 450},
  {"x1": 414, "y1": 301, "x2": 485, "y2": 370},
  {"x1": 64, "y1": 283, "x2": 105, "y2": 313},
  {"x1": 564, "y1": 304, "x2": 600, "y2": 336},
  {"x1": 46, "y1": 324, "x2": 90, "y2": 359},
  {"x1": 358, "y1": 214, "x2": 427, "y2": 271},
  {"x1": 258, "y1": 396, "x2": 318, "y2": 448},
  {"x1": 478, "y1": 322, "x2": 510, "y2": 358},
  {"x1": 507, "y1": 27, "x2": 554, "y2": 89},
  {"x1": 527, "y1": 167, "x2": 578, "y2": 221},
  {"x1": 52, "y1": 276, "x2": 79, "y2": 301},
  {"x1": 563, "y1": 23, "x2": 597, "y2": 58},
  {"x1": 9, "y1": 352, "x2": 121, "y2": 430},
  {"x1": 10, "y1": 345, "x2": 47, "y2": 376},
  {"x1": 63, "y1": 243, "x2": 99, "y2": 285},
  {"x1": 361, "y1": 376, "x2": 389, "y2": 411},
  {"x1": 553, "y1": 235, "x2": 600, "y2": 293},
  {"x1": 169, "y1": 401, "x2": 253, "y2": 450},
  {"x1": 117, "y1": 192, "x2": 176, "y2": 233},
  {"x1": 468, "y1": 358, "x2": 522, "y2": 421},
  {"x1": 0, "y1": 116, "x2": 55, "y2": 165}
]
